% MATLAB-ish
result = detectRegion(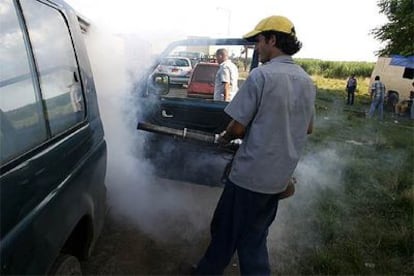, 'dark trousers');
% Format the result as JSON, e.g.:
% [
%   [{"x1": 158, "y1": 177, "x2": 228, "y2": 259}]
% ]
[
  {"x1": 195, "y1": 180, "x2": 279, "y2": 276},
  {"x1": 347, "y1": 88, "x2": 355, "y2": 105}
]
